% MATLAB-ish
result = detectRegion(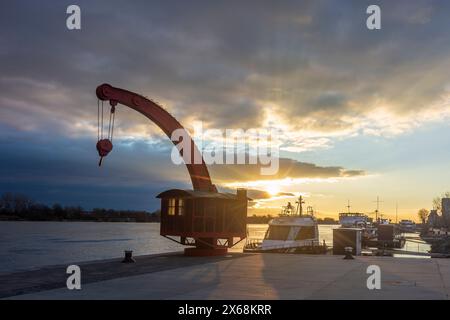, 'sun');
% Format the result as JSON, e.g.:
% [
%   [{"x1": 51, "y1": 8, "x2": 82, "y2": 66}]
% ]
[{"x1": 266, "y1": 184, "x2": 280, "y2": 196}]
